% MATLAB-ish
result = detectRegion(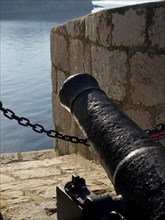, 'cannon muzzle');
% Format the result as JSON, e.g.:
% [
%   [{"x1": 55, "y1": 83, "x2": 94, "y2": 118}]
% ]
[{"x1": 59, "y1": 73, "x2": 165, "y2": 220}]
